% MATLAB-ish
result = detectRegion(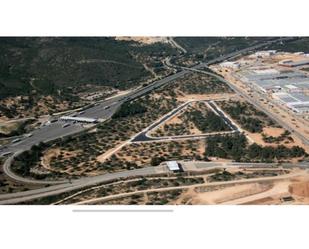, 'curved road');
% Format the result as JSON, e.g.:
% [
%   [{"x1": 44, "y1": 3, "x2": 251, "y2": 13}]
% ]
[
  {"x1": 0, "y1": 37, "x2": 298, "y2": 203},
  {"x1": 131, "y1": 100, "x2": 240, "y2": 143},
  {"x1": 1, "y1": 161, "x2": 308, "y2": 205}
]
